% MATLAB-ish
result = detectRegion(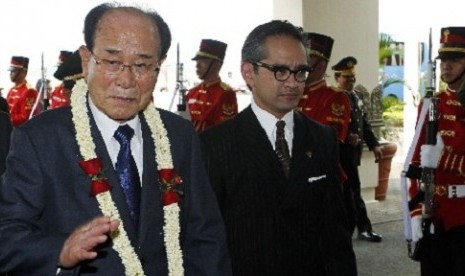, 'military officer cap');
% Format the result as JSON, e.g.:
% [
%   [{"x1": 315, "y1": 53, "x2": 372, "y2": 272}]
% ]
[
  {"x1": 8, "y1": 56, "x2": 29, "y2": 71},
  {"x1": 302, "y1": 32, "x2": 334, "y2": 61},
  {"x1": 57, "y1": 50, "x2": 73, "y2": 65},
  {"x1": 192, "y1": 39, "x2": 227, "y2": 62},
  {"x1": 53, "y1": 50, "x2": 83, "y2": 90},
  {"x1": 331, "y1": 56, "x2": 357, "y2": 76},
  {"x1": 437, "y1": 27, "x2": 465, "y2": 60}
]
